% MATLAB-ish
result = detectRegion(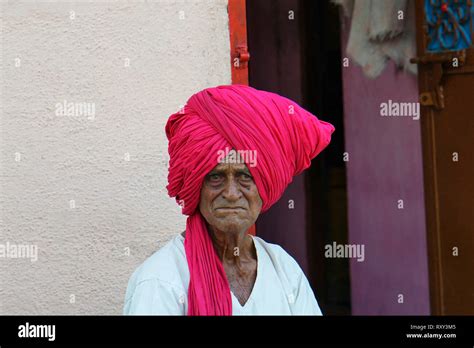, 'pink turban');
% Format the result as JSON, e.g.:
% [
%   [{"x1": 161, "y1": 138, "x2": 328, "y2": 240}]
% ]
[{"x1": 165, "y1": 84, "x2": 334, "y2": 315}]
